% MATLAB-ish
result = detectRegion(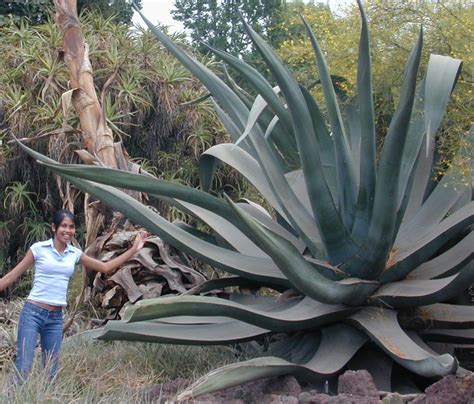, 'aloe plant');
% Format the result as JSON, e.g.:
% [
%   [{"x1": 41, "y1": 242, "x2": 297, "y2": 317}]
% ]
[{"x1": 19, "y1": 0, "x2": 473, "y2": 397}]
